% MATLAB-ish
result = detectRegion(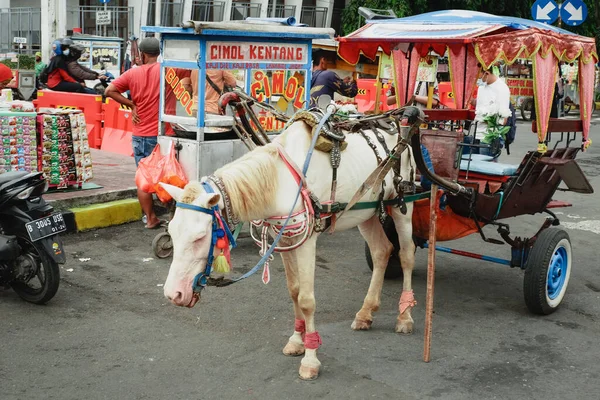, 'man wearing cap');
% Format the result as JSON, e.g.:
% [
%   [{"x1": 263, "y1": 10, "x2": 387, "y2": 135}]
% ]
[
  {"x1": 34, "y1": 52, "x2": 46, "y2": 78},
  {"x1": 105, "y1": 37, "x2": 162, "y2": 229},
  {"x1": 0, "y1": 64, "x2": 13, "y2": 90}
]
